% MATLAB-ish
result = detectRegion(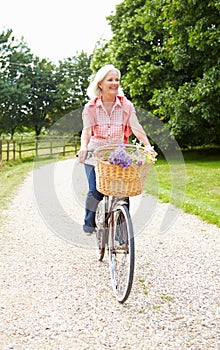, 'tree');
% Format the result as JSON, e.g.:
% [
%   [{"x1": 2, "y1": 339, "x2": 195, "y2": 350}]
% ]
[
  {"x1": 152, "y1": 0, "x2": 220, "y2": 147},
  {"x1": 55, "y1": 52, "x2": 92, "y2": 115},
  {"x1": 92, "y1": 0, "x2": 220, "y2": 147},
  {"x1": 0, "y1": 29, "x2": 93, "y2": 138},
  {"x1": 90, "y1": 38, "x2": 112, "y2": 72},
  {"x1": 49, "y1": 52, "x2": 92, "y2": 136},
  {"x1": 25, "y1": 56, "x2": 58, "y2": 137},
  {"x1": 93, "y1": 0, "x2": 168, "y2": 106},
  {"x1": 0, "y1": 29, "x2": 33, "y2": 137}
]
